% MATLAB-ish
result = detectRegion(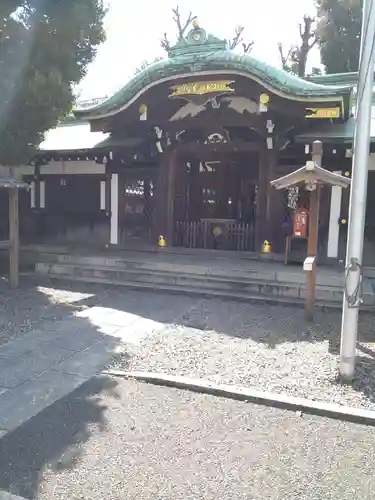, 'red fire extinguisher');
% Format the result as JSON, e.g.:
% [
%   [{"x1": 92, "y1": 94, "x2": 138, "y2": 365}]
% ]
[{"x1": 293, "y1": 208, "x2": 309, "y2": 238}]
